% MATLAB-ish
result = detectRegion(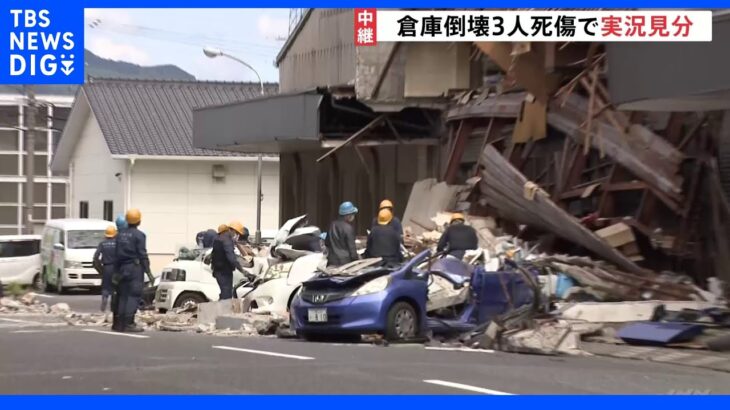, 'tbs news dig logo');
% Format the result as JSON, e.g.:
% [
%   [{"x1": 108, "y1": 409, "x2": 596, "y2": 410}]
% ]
[{"x1": 7, "y1": 9, "x2": 76, "y2": 78}]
